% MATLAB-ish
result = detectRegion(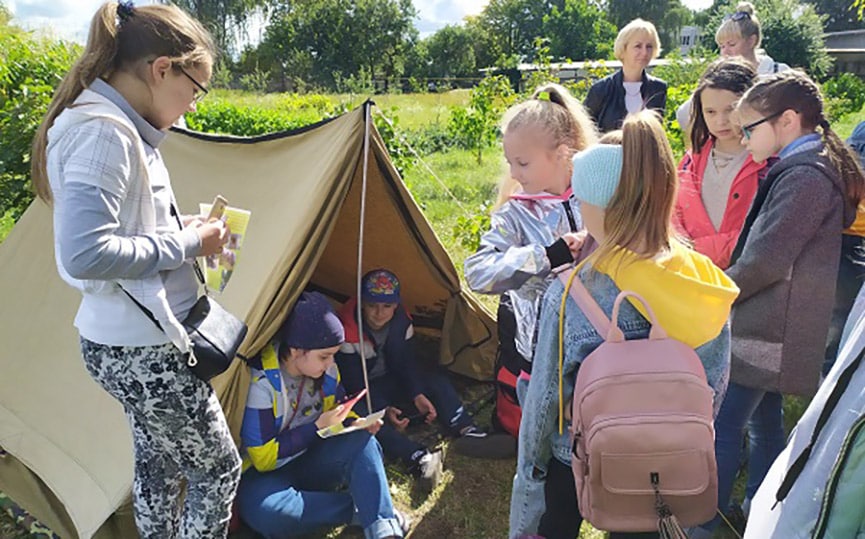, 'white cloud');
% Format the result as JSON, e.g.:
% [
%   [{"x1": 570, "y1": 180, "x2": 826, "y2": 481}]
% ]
[{"x1": 7, "y1": 0, "x2": 156, "y2": 43}]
